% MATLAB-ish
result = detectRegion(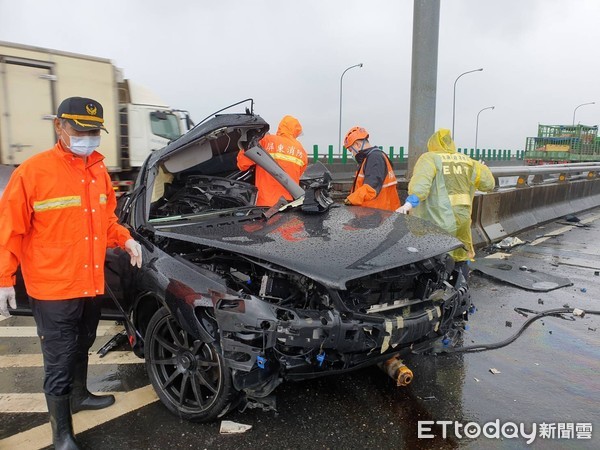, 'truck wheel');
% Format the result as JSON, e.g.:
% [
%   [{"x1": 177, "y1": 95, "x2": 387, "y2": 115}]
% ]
[{"x1": 145, "y1": 307, "x2": 237, "y2": 422}]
